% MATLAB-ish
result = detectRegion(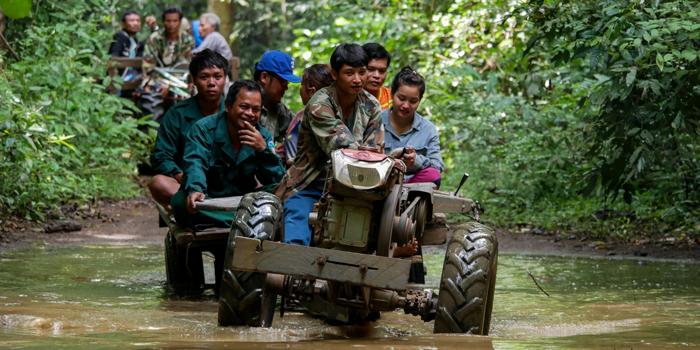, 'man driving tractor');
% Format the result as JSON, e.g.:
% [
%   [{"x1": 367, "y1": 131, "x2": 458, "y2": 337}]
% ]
[{"x1": 275, "y1": 43, "x2": 384, "y2": 246}]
